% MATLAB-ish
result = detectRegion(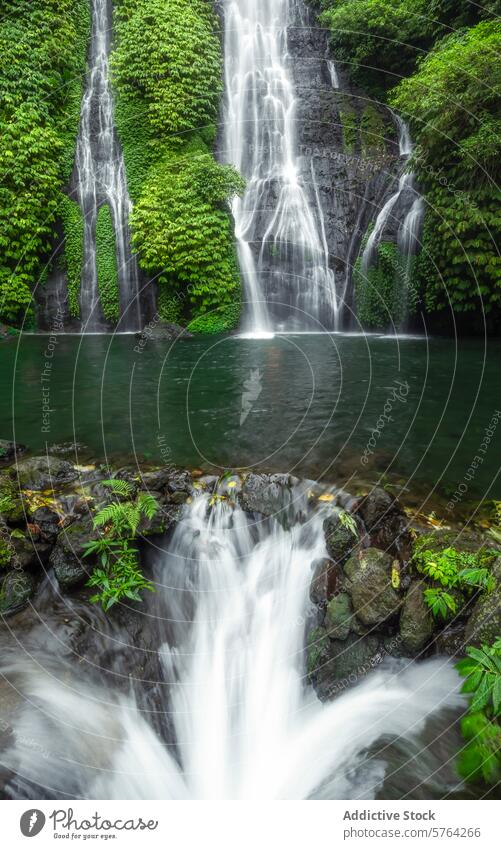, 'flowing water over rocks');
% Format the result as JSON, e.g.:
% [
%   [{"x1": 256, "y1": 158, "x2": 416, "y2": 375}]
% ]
[{"x1": 0, "y1": 470, "x2": 471, "y2": 800}]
